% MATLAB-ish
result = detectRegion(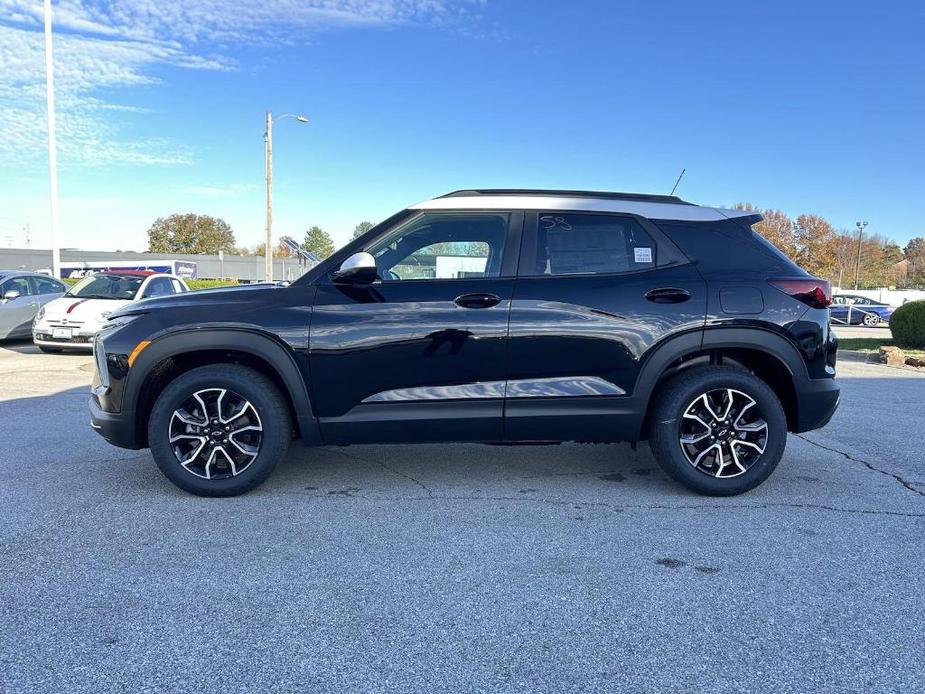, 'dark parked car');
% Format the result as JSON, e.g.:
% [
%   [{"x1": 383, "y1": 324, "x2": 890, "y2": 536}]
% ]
[
  {"x1": 829, "y1": 294, "x2": 893, "y2": 326},
  {"x1": 89, "y1": 190, "x2": 839, "y2": 497}
]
